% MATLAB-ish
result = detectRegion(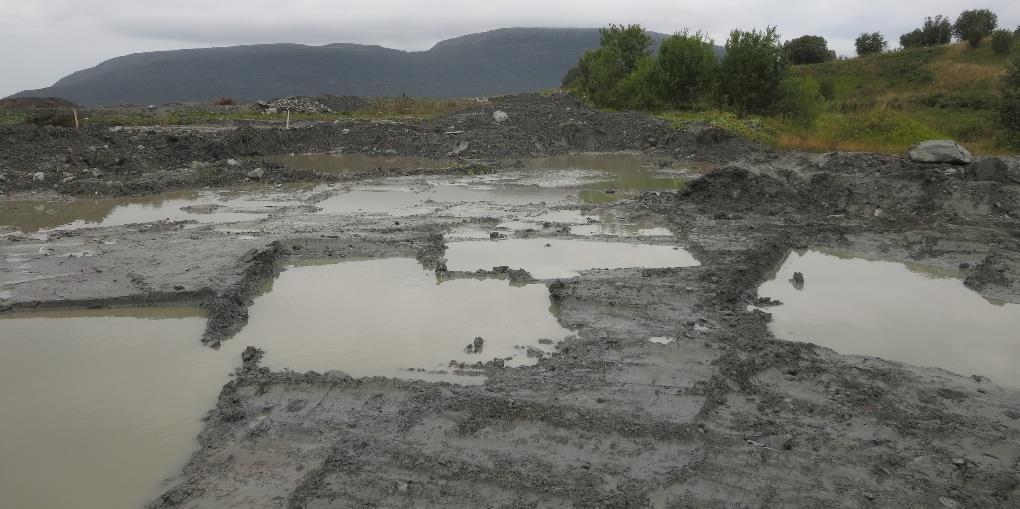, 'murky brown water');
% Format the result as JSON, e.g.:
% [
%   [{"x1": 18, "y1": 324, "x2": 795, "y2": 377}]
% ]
[
  {"x1": 758, "y1": 250, "x2": 1020, "y2": 388},
  {"x1": 232, "y1": 258, "x2": 570, "y2": 381},
  {"x1": 444, "y1": 238, "x2": 699, "y2": 279},
  {"x1": 0, "y1": 307, "x2": 236, "y2": 509}
]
